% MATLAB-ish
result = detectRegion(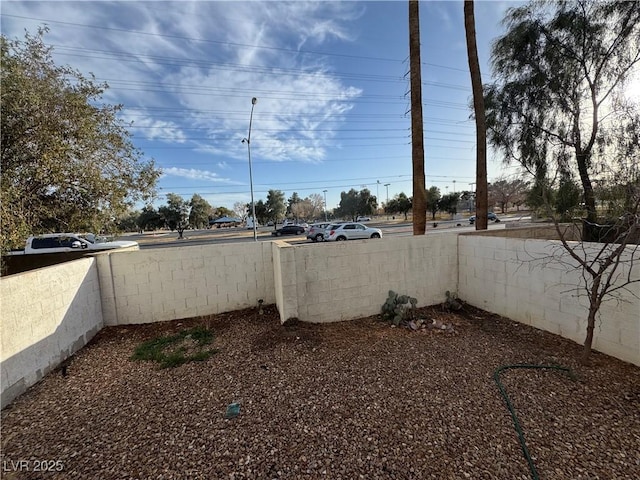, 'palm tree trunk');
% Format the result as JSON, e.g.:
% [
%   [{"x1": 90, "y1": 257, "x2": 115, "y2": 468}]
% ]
[
  {"x1": 464, "y1": 0, "x2": 488, "y2": 230},
  {"x1": 409, "y1": 0, "x2": 426, "y2": 235}
]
